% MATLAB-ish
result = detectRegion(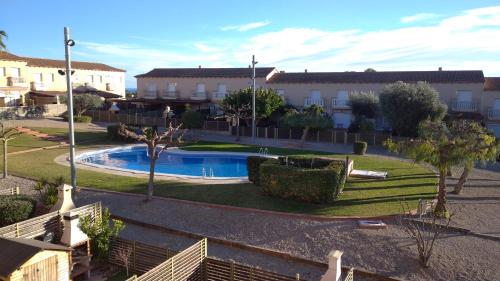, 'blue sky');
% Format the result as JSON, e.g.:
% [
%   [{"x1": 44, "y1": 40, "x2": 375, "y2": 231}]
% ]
[{"x1": 3, "y1": 0, "x2": 500, "y2": 87}]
